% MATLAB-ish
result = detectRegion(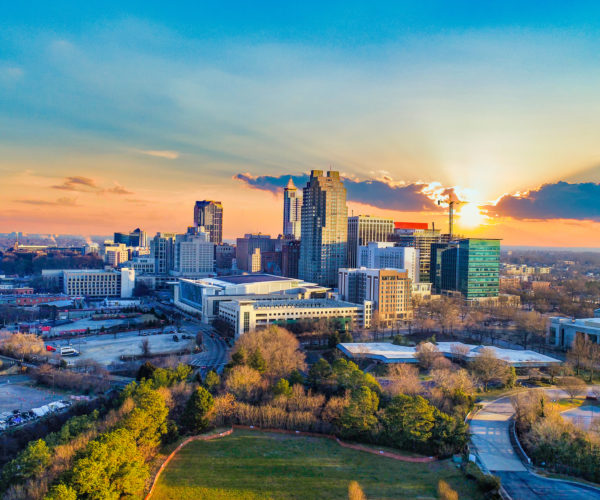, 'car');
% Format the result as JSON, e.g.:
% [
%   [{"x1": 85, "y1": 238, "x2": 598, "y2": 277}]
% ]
[{"x1": 172, "y1": 335, "x2": 179, "y2": 342}]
